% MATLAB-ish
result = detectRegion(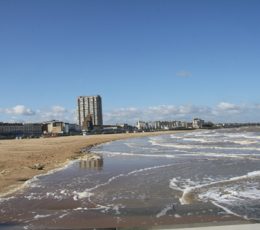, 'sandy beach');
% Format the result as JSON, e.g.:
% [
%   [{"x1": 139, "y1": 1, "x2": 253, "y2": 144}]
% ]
[{"x1": 0, "y1": 131, "x2": 179, "y2": 197}]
